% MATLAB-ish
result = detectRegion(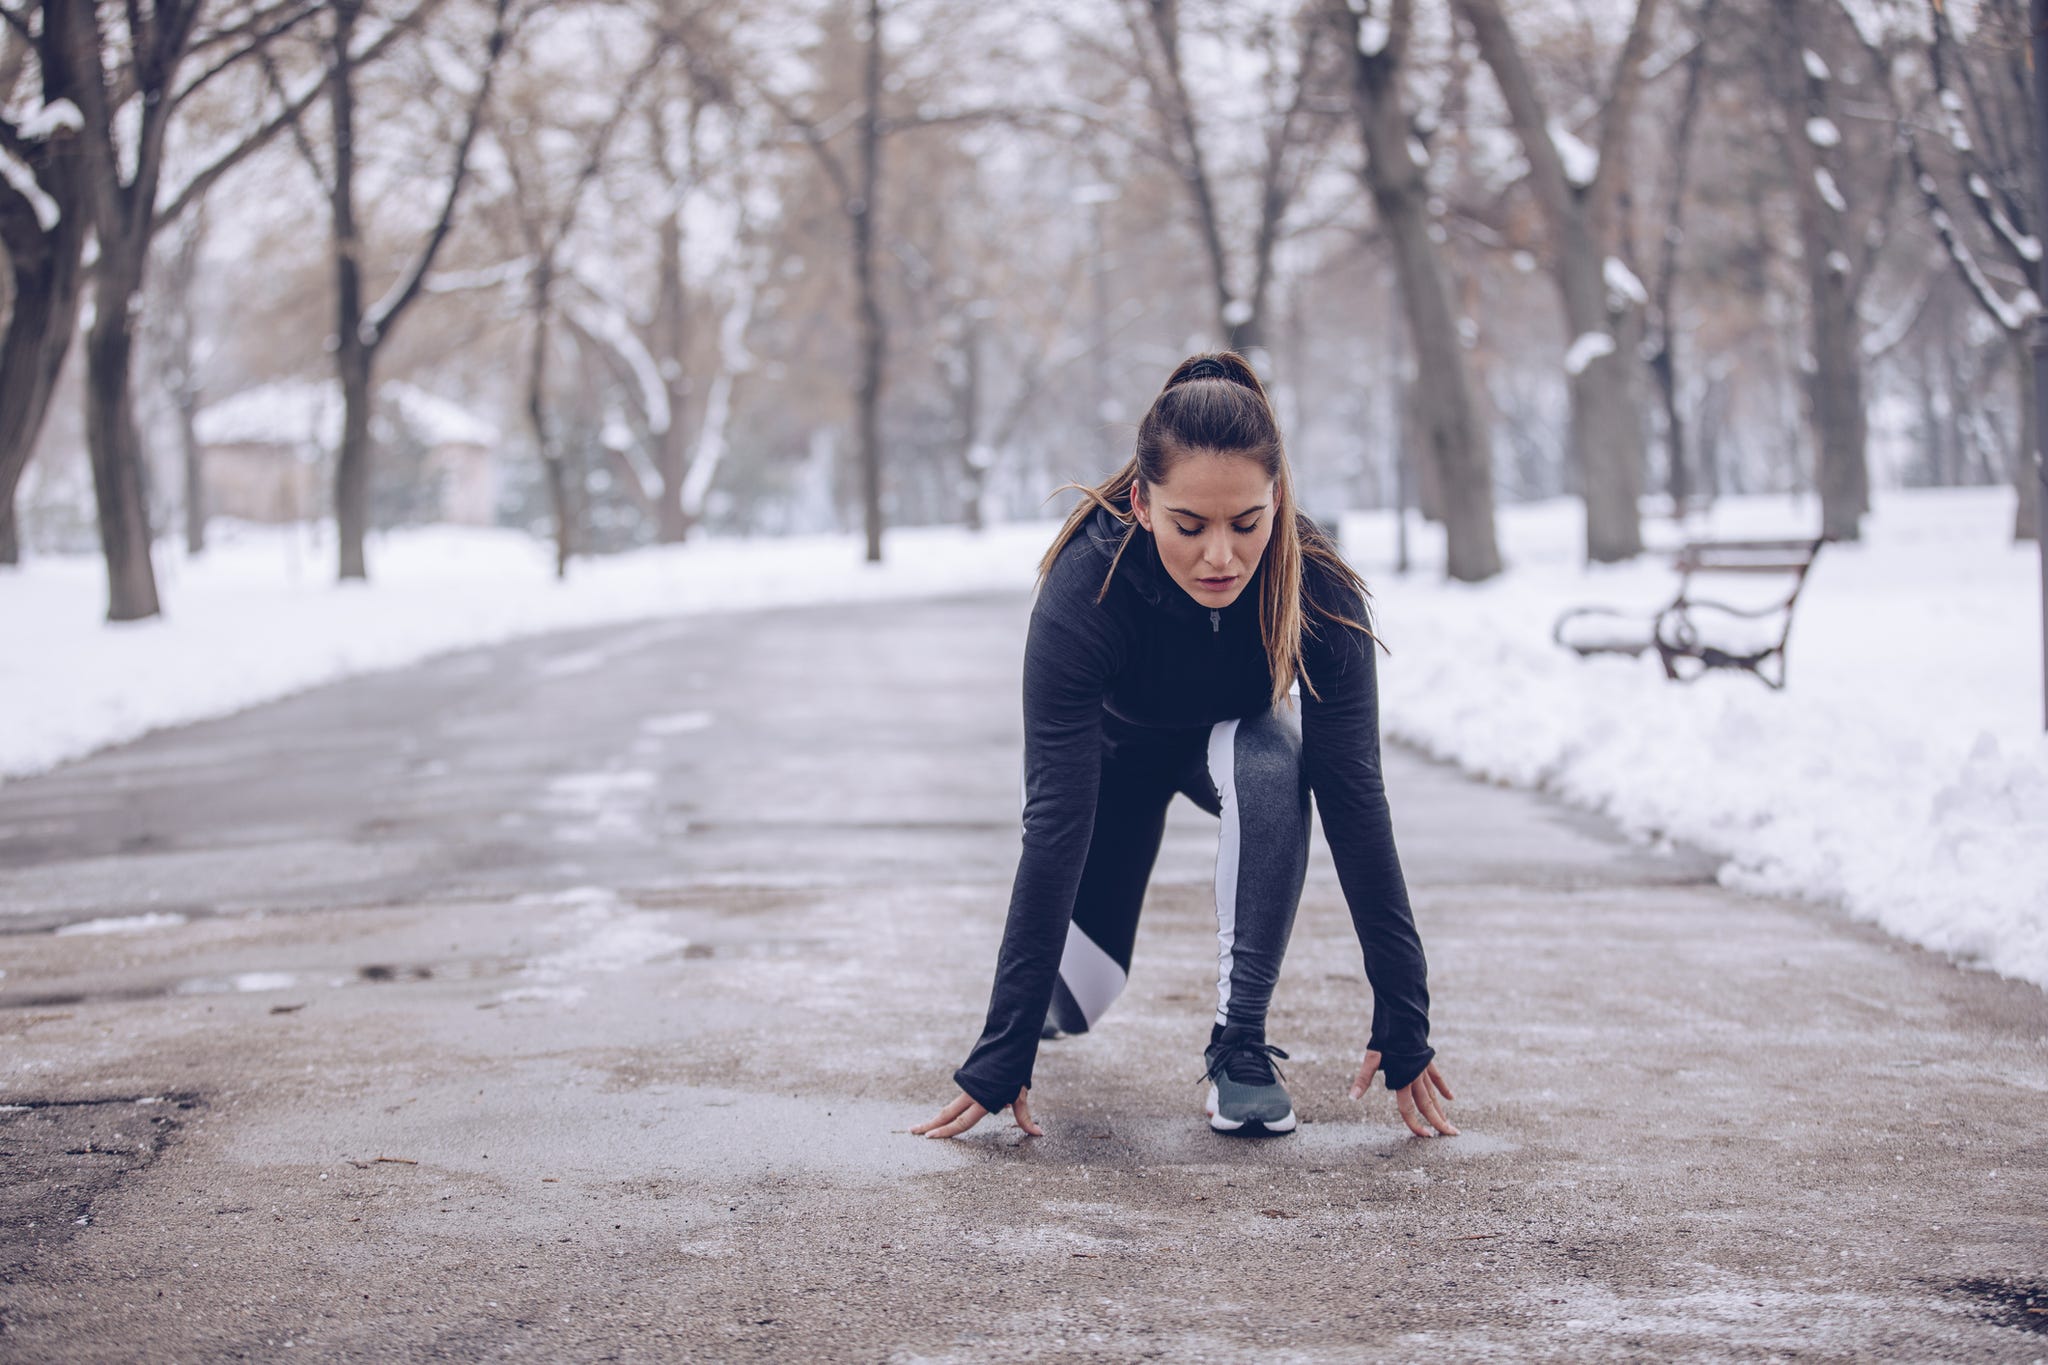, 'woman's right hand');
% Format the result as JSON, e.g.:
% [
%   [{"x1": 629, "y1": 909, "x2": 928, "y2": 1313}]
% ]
[{"x1": 911, "y1": 1087, "x2": 1042, "y2": 1139}]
